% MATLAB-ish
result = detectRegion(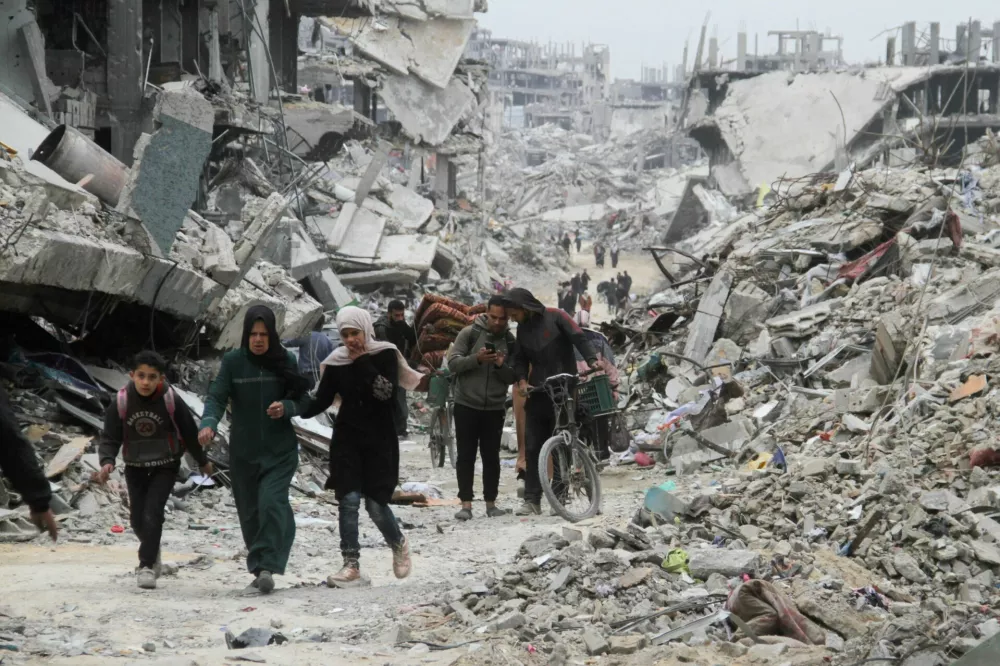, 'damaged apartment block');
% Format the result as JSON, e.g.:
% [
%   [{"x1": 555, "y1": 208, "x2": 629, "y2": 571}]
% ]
[{"x1": 0, "y1": 0, "x2": 495, "y2": 360}]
